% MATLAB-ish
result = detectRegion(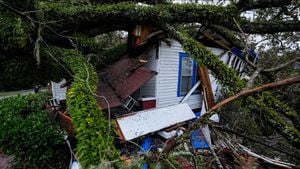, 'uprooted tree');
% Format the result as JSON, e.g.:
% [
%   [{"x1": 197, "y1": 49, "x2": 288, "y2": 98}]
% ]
[{"x1": 0, "y1": 0, "x2": 299, "y2": 168}]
